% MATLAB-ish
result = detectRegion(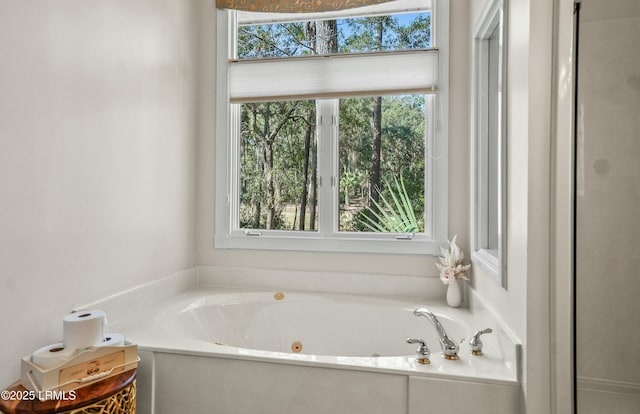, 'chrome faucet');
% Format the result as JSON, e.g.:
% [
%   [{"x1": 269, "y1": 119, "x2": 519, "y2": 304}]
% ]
[
  {"x1": 413, "y1": 308, "x2": 460, "y2": 360},
  {"x1": 406, "y1": 337, "x2": 431, "y2": 365},
  {"x1": 469, "y1": 328, "x2": 493, "y2": 356}
]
